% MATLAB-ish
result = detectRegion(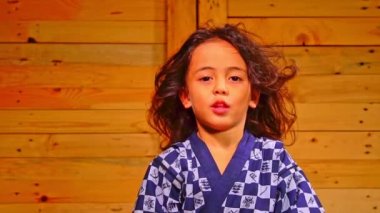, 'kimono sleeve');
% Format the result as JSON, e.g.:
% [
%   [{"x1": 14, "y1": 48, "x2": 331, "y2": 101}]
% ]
[
  {"x1": 275, "y1": 148, "x2": 325, "y2": 213},
  {"x1": 133, "y1": 148, "x2": 184, "y2": 213}
]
